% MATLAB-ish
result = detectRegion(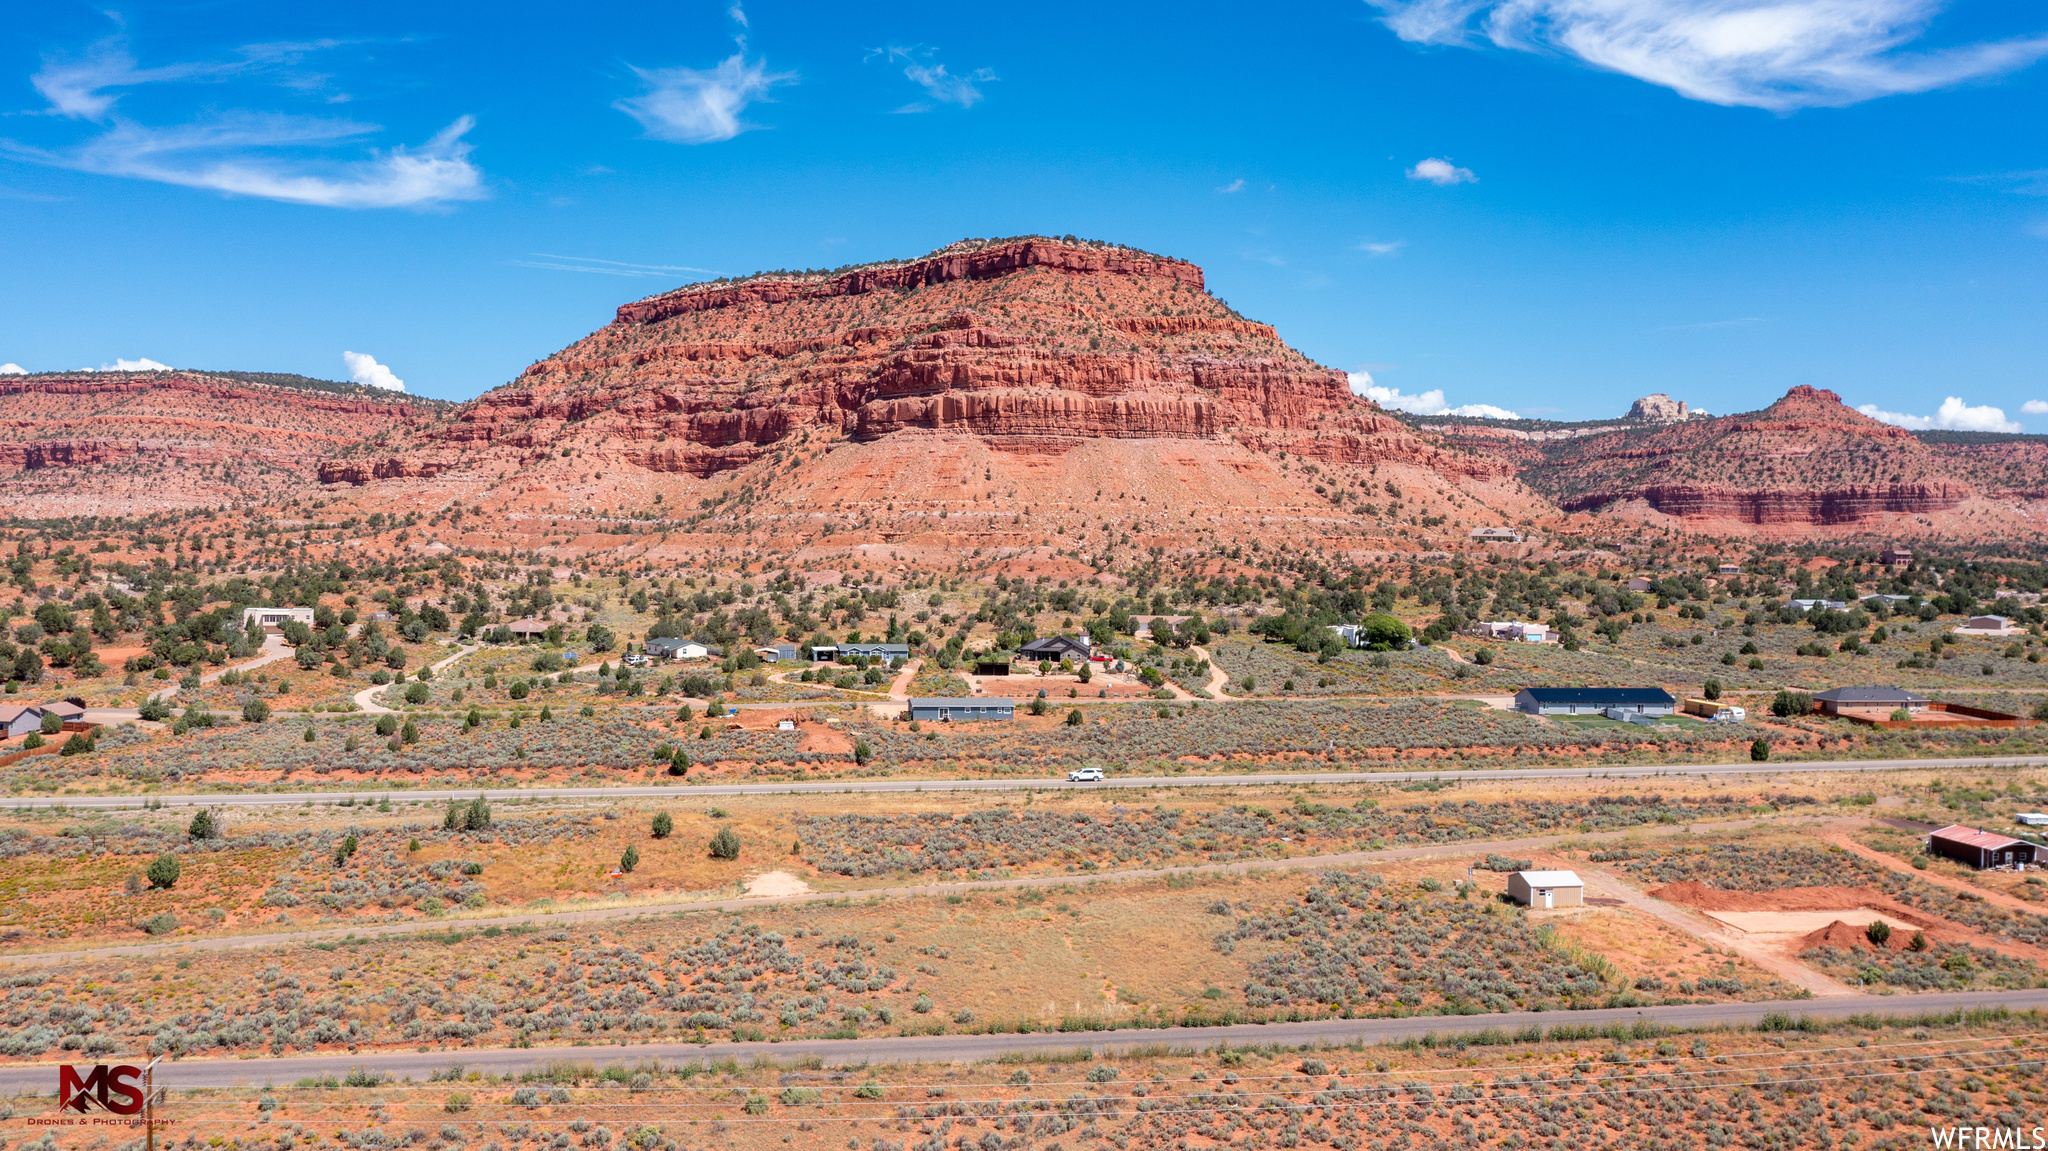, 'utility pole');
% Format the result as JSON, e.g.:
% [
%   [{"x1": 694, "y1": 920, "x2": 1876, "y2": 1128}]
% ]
[{"x1": 143, "y1": 1055, "x2": 163, "y2": 1151}]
